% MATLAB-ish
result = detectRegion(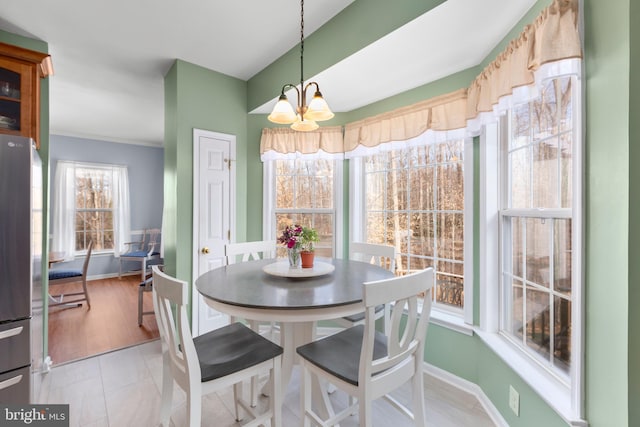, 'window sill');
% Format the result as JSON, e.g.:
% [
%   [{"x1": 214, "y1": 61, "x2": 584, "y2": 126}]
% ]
[
  {"x1": 429, "y1": 309, "x2": 473, "y2": 336},
  {"x1": 474, "y1": 328, "x2": 587, "y2": 427}
]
